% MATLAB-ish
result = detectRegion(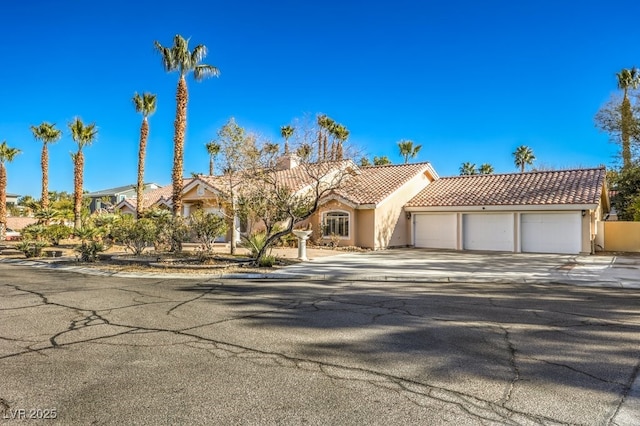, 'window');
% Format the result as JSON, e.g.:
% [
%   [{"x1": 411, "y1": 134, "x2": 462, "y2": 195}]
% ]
[{"x1": 323, "y1": 211, "x2": 350, "y2": 238}]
